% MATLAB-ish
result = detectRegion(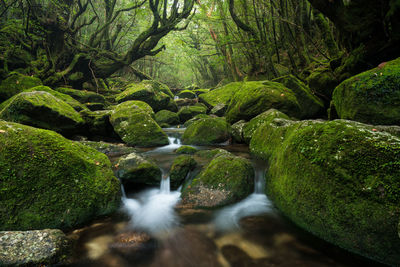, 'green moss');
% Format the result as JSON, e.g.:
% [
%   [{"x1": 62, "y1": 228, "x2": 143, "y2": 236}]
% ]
[
  {"x1": 225, "y1": 81, "x2": 300, "y2": 124},
  {"x1": 115, "y1": 80, "x2": 172, "y2": 112},
  {"x1": 176, "y1": 145, "x2": 198, "y2": 154},
  {"x1": 0, "y1": 121, "x2": 121, "y2": 230},
  {"x1": 243, "y1": 109, "x2": 289, "y2": 144},
  {"x1": 177, "y1": 90, "x2": 196, "y2": 99},
  {"x1": 231, "y1": 120, "x2": 247, "y2": 143},
  {"x1": 0, "y1": 91, "x2": 84, "y2": 135},
  {"x1": 272, "y1": 75, "x2": 324, "y2": 118},
  {"x1": 169, "y1": 155, "x2": 197, "y2": 189},
  {"x1": 199, "y1": 82, "x2": 243, "y2": 109},
  {"x1": 110, "y1": 101, "x2": 168, "y2": 147},
  {"x1": 24, "y1": 86, "x2": 88, "y2": 112},
  {"x1": 0, "y1": 73, "x2": 42, "y2": 102},
  {"x1": 182, "y1": 116, "x2": 231, "y2": 145},
  {"x1": 181, "y1": 153, "x2": 254, "y2": 208},
  {"x1": 115, "y1": 153, "x2": 161, "y2": 186},
  {"x1": 55, "y1": 87, "x2": 106, "y2": 104},
  {"x1": 306, "y1": 65, "x2": 338, "y2": 99},
  {"x1": 332, "y1": 57, "x2": 400, "y2": 125},
  {"x1": 250, "y1": 119, "x2": 400, "y2": 265},
  {"x1": 193, "y1": 89, "x2": 210, "y2": 96},
  {"x1": 155, "y1": 110, "x2": 180, "y2": 126},
  {"x1": 79, "y1": 110, "x2": 117, "y2": 138},
  {"x1": 177, "y1": 105, "x2": 207, "y2": 123},
  {"x1": 183, "y1": 114, "x2": 209, "y2": 128}
]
